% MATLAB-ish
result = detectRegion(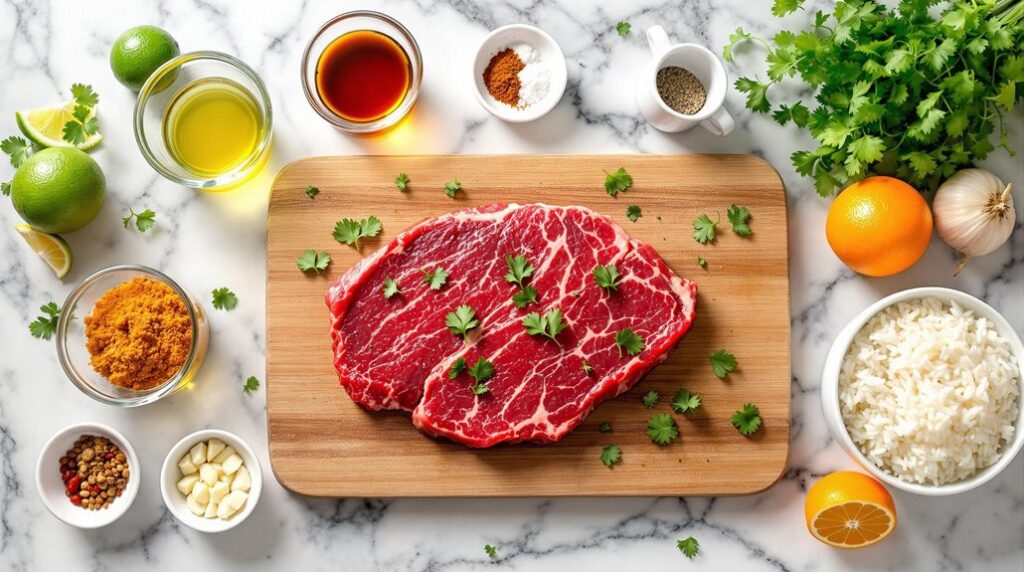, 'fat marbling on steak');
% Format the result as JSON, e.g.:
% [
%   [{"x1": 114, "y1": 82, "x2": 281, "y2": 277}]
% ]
[{"x1": 326, "y1": 203, "x2": 697, "y2": 447}]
